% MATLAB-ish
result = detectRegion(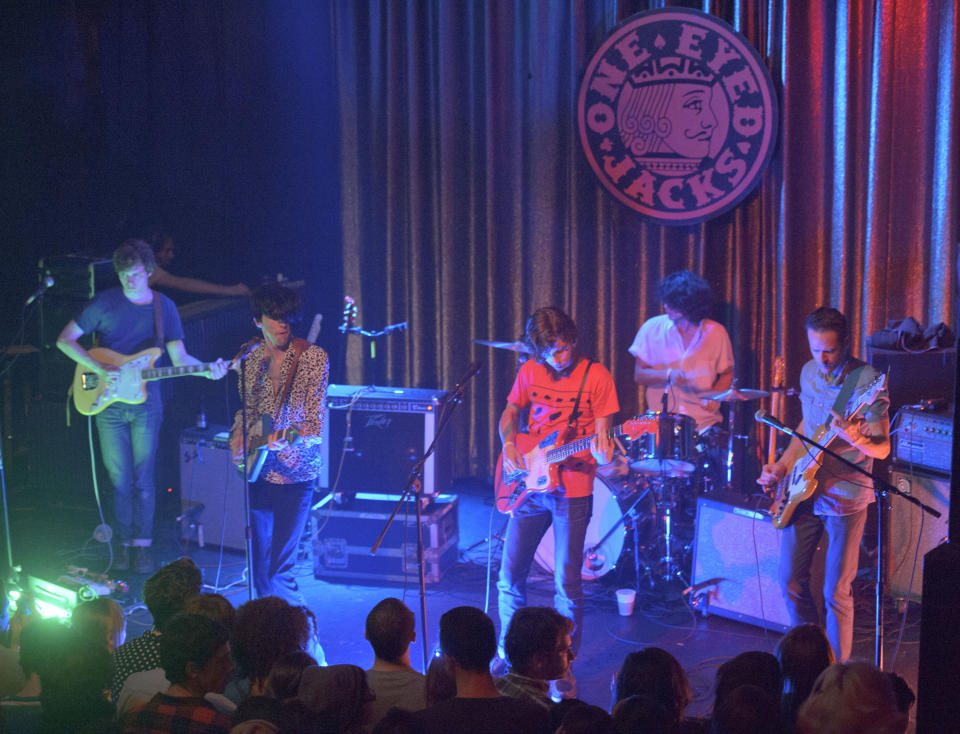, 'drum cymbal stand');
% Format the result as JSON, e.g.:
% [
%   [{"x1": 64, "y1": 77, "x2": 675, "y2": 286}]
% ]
[{"x1": 584, "y1": 482, "x2": 654, "y2": 590}]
